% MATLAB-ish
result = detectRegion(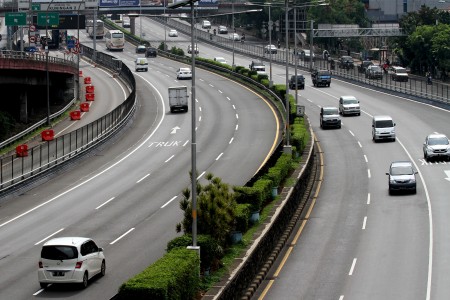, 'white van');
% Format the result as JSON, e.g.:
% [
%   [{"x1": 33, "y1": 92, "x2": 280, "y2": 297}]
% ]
[
  {"x1": 372, "y1": 115, "x2": 396, "y2": 142},
  {"x1": 135, "y1": 57, "x2": 148, "y2": 72},
  {"x1": 201, "y1": 20, "x2": 211, "y2": 29}
]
